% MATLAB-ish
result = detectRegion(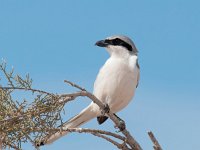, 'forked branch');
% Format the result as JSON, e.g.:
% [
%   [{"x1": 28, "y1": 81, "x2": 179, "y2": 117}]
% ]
[{"x1": 0, "y1": 62, "x2": 163, "y2": 150}]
